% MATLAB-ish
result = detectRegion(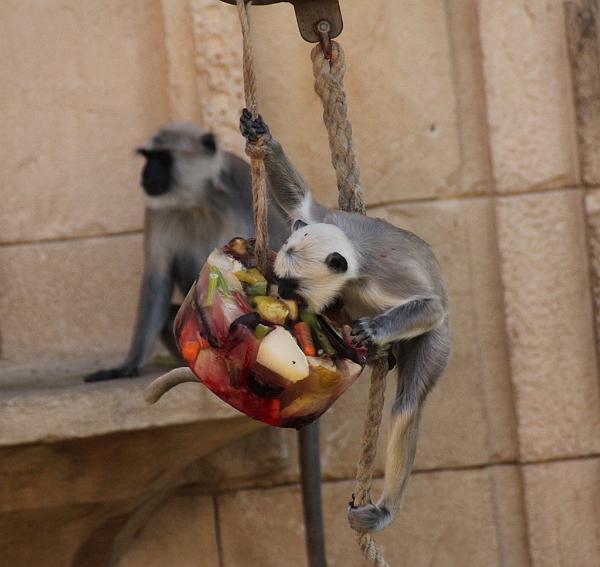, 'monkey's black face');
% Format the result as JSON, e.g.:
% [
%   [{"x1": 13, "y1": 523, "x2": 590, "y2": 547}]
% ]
[
  {"x1": 138, "y1": 149, "x2": 174, "y2": 196},
  {"x1": 276, "y1": 277, "x2": 302, "y2": 302}
]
